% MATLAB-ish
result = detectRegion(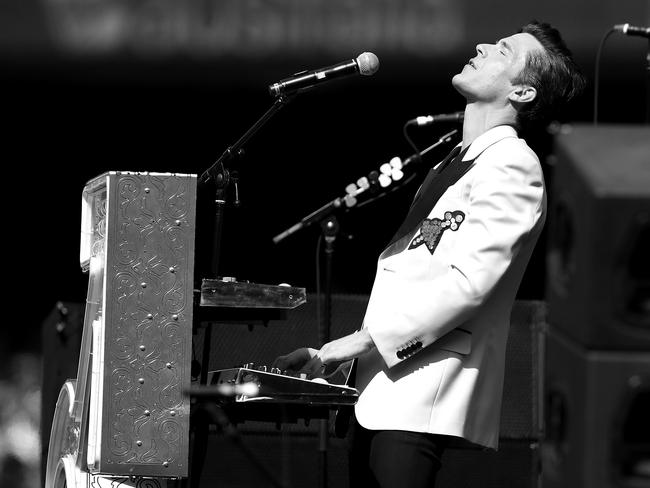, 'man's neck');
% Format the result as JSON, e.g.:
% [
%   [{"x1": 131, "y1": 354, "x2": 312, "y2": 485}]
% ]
[{"x1": 461, "y1": 102, "x2": 517, "y2": 150}]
